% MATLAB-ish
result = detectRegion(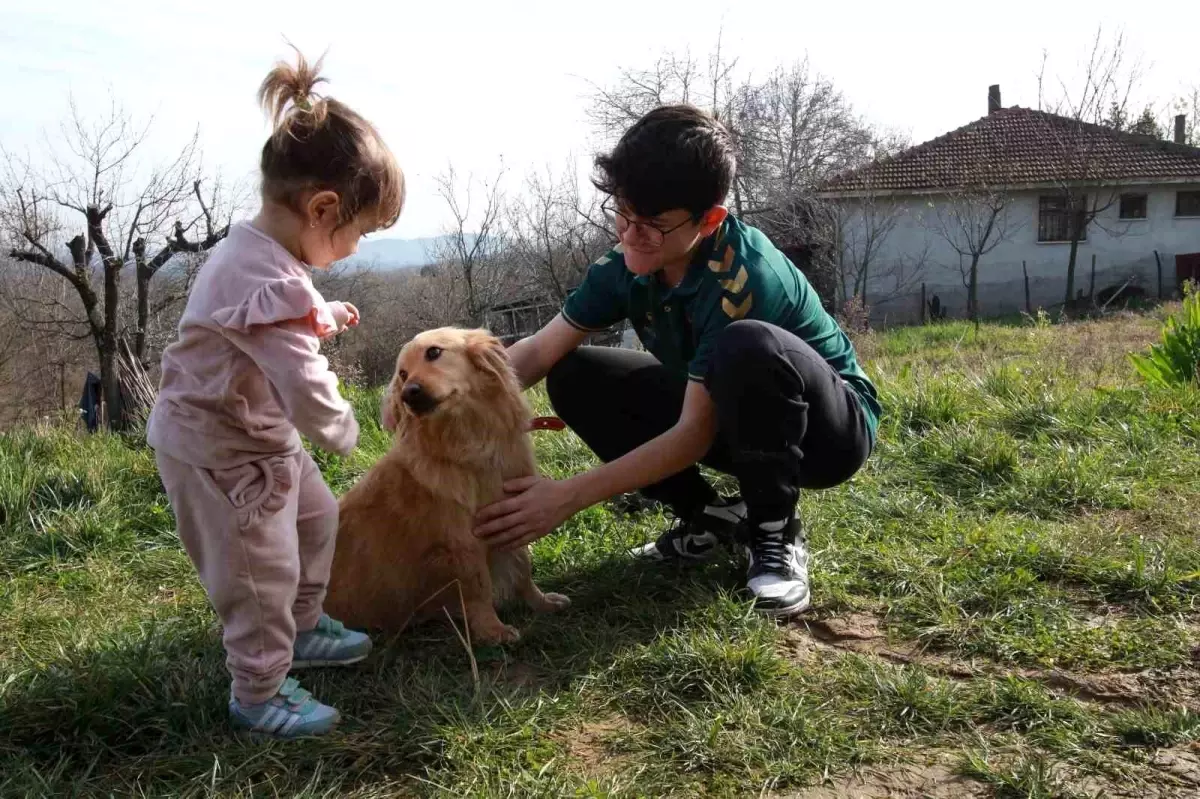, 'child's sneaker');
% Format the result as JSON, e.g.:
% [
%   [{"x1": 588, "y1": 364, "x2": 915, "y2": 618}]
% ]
[
  {"x1": 229, "y1": 677, "x2": 339, "y2": 738},
  {"x1": 293, "y1": 614, "x2": 372, "y2": 668}
]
